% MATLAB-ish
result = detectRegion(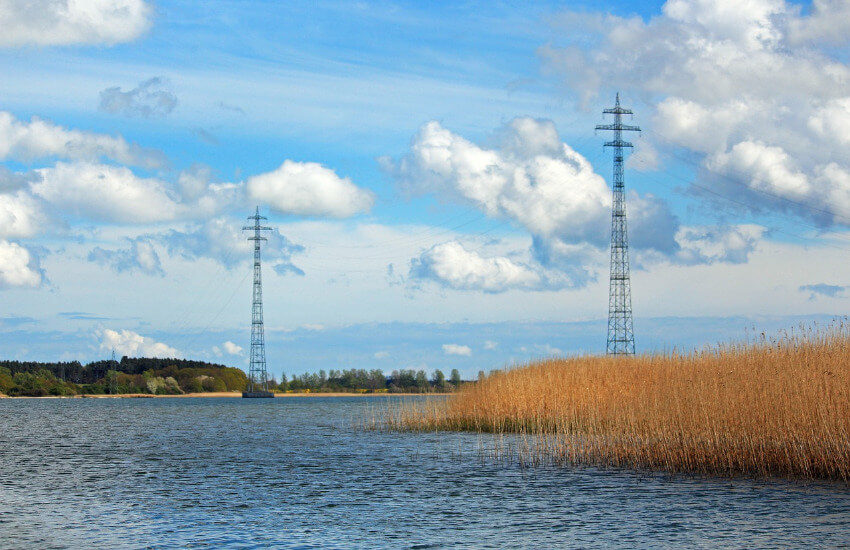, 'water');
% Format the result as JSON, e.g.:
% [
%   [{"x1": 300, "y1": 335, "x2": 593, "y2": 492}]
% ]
[{"x1": 1, "y1": 397, "x2": 849, "y2": 549}]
